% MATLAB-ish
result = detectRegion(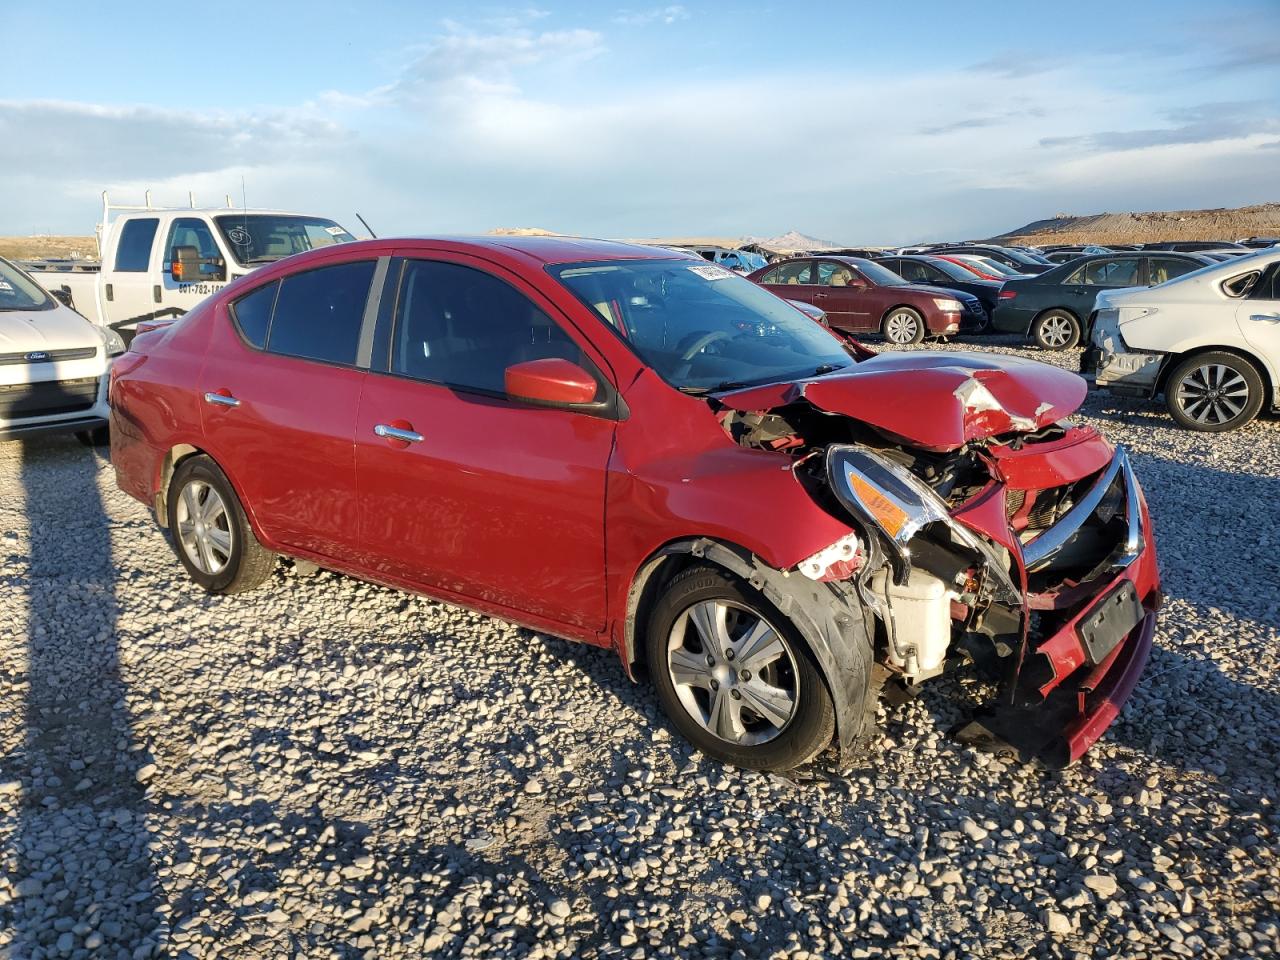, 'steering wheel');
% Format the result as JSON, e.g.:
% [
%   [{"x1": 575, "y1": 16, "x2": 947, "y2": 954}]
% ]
[{"x1": 679, "y1": 330, "x2": 733, "y2": 361}]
